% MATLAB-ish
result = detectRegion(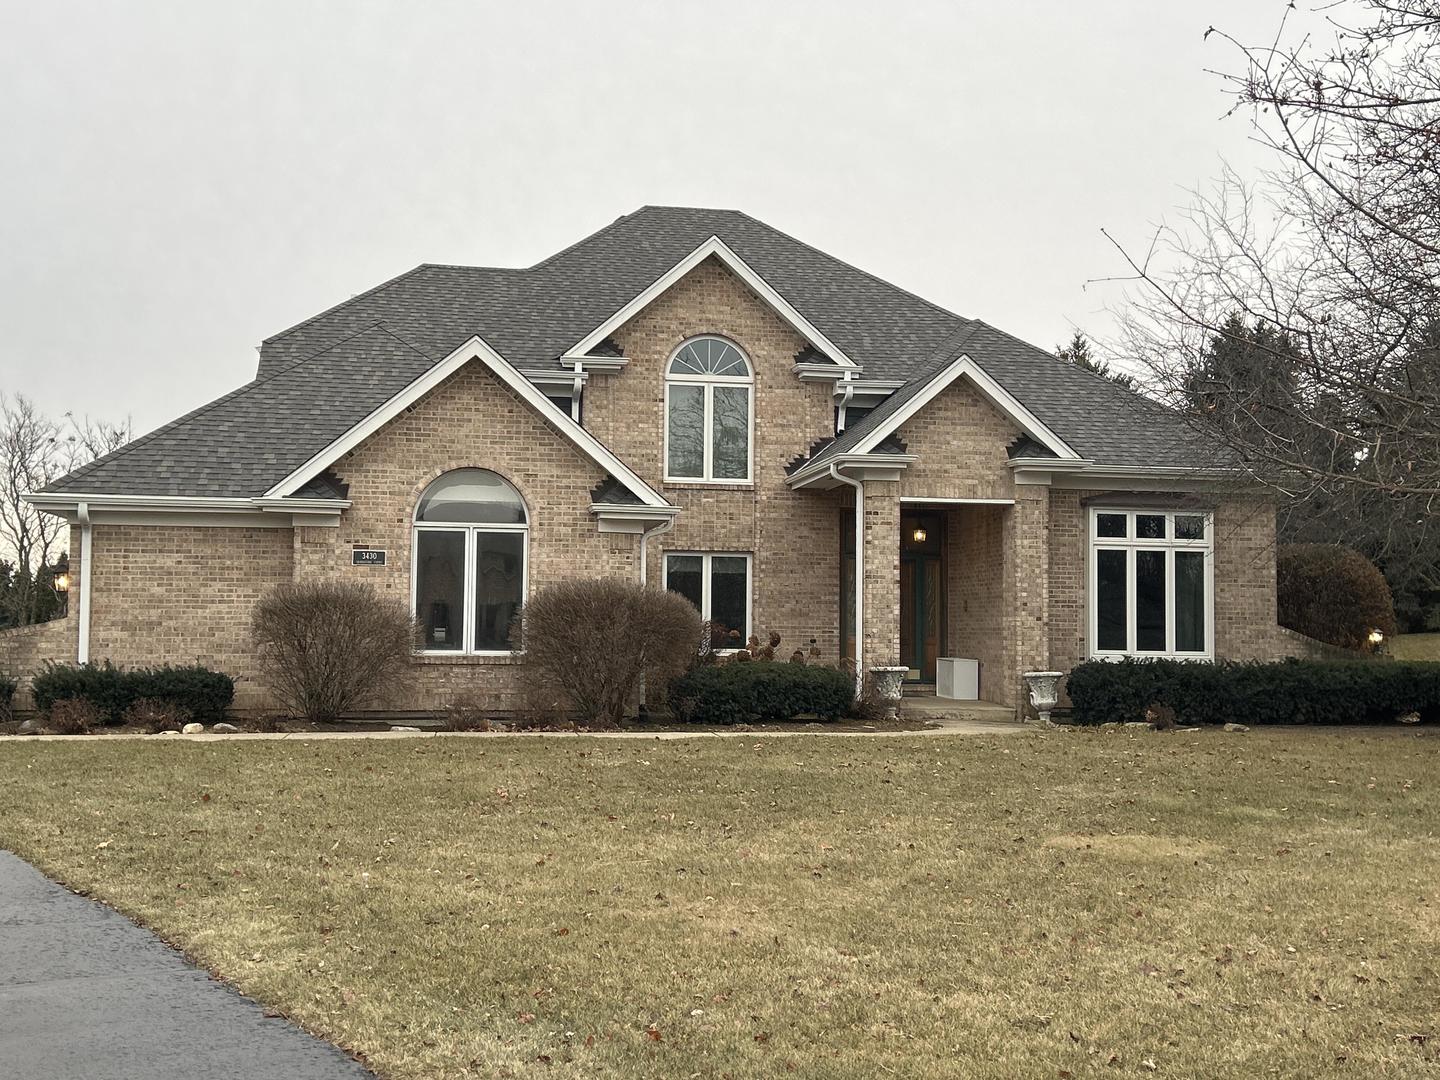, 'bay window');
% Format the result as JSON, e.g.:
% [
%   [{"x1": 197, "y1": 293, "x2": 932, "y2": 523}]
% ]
[{"x1": 1089, "y1": 508, "x2": 1212, "y2": 659}]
